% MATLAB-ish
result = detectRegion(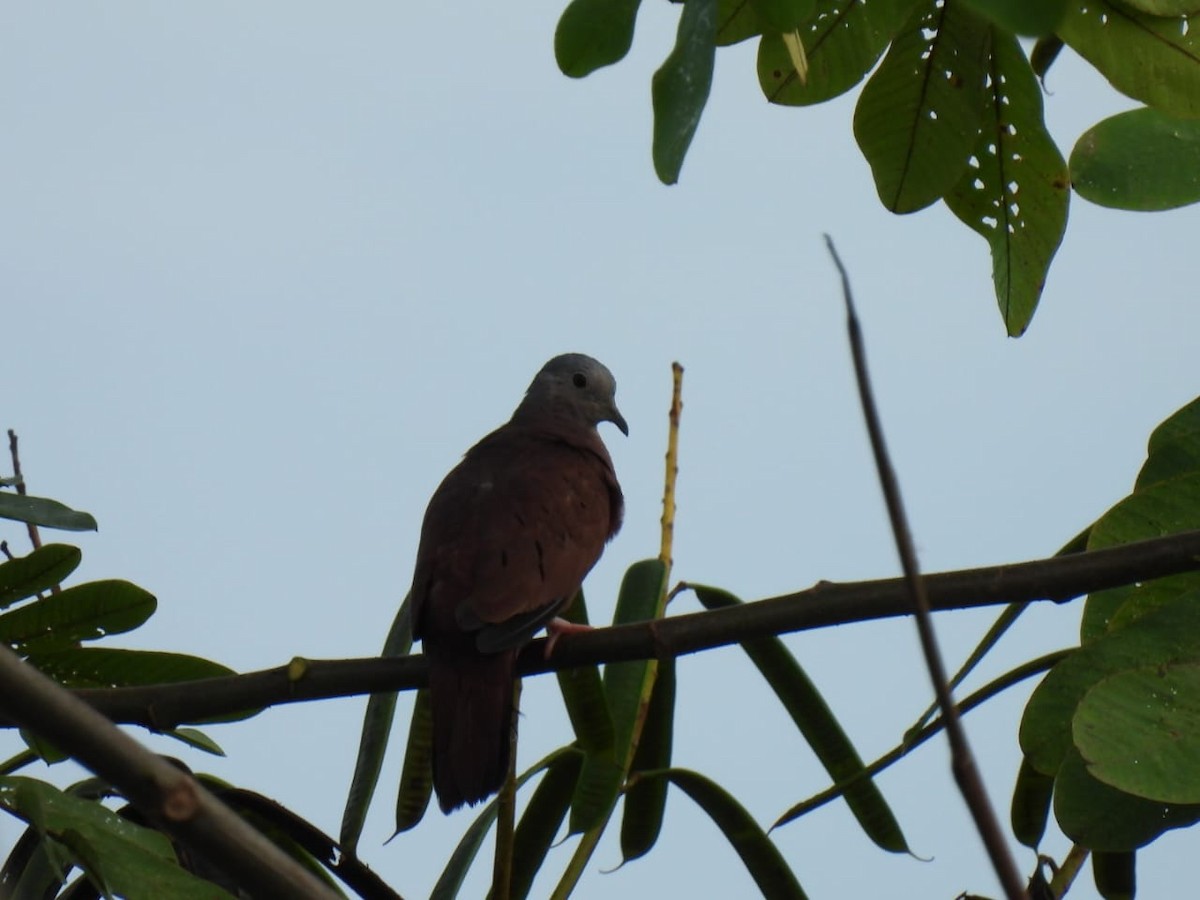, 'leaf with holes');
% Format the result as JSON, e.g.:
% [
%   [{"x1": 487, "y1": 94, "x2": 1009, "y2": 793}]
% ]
[
  {"x1": 945, "y1": 32, "x2": 1068, "y2": 336},
  {"x1": 757, "y1": 0, "x2": 921, "y2": 105},
  {"x1": 853, "y1": 0, "x2": 992, "y2": 213},
  {"x1": 1059, "y1": 1, "x2": 1200, "y2": 120}
]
